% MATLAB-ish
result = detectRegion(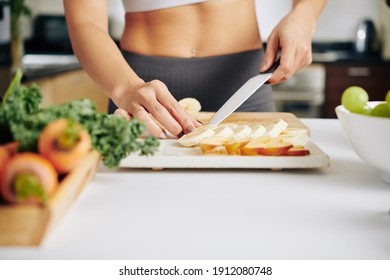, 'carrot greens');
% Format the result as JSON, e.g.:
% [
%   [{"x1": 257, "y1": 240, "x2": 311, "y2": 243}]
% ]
[{"x1": 0, "y1": 70, "x2": 159, "y2": 168}]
